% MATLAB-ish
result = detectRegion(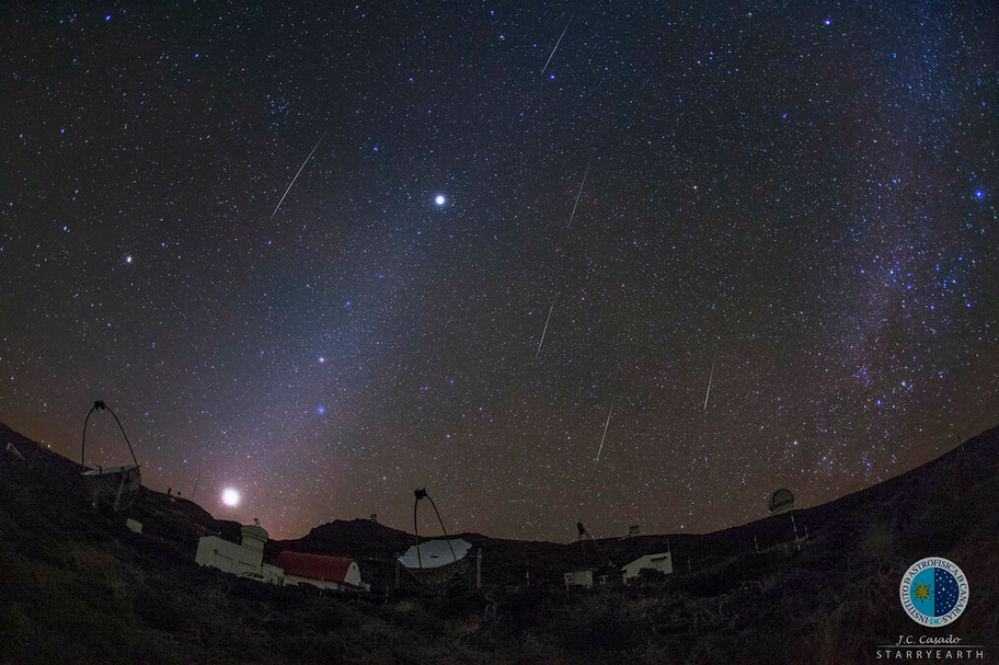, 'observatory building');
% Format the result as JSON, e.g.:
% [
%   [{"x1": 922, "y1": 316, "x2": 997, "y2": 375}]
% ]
[
  {"x1": 195, "y1": 523, "x2": 367, "y2": 591},
  {"x1": 622, "y1": 552, "x2": 674, "y2": 582},
  {"x1": 768, "y1": 489, "x2": 795, "y2": 516},
  {"x1": 195, "y1": 523, "x2": 286, "y2": 584},
  {"x1": 276, "y1": 551, "x2": 368, "y2": 592},
  {"x1": 564, "y1": 570, "x2": 595, "y2": 589}
]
